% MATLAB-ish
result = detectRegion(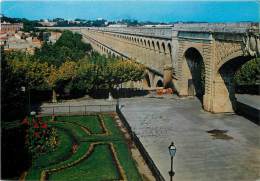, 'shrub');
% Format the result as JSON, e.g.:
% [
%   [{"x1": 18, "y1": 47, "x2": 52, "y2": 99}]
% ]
[{"x1": 22, "y1": 116, "x2": 58, "y2": 158}]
